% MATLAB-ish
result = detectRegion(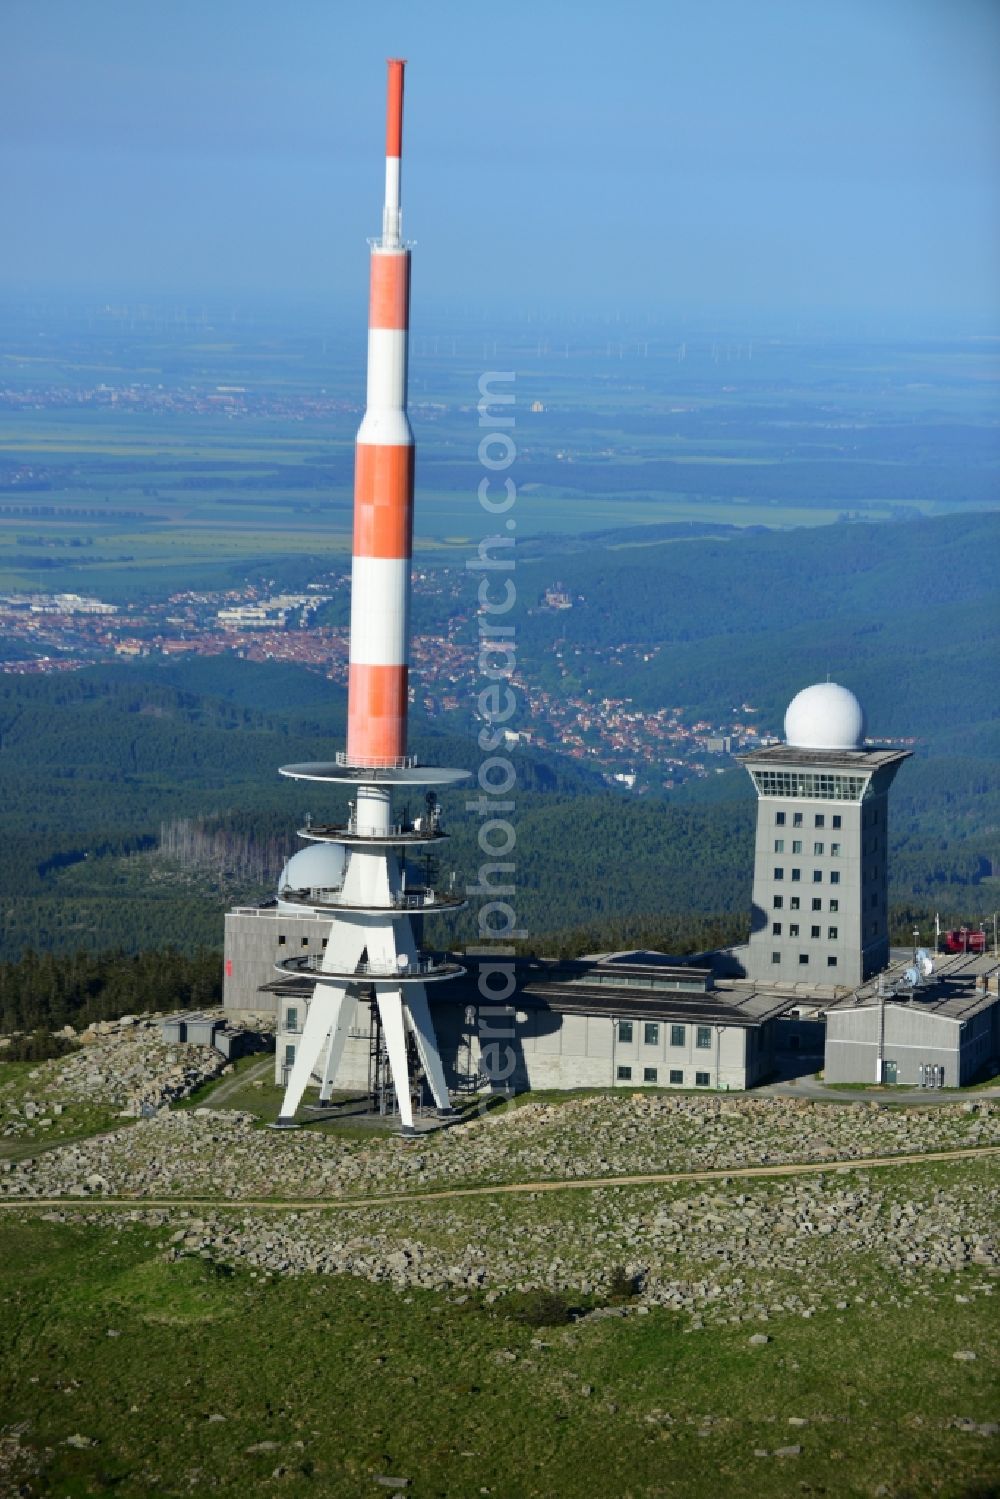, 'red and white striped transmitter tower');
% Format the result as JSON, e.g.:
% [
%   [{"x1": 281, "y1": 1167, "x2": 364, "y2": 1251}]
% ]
[{"x1": 273, "y1": 60, "x2": 469, "y2": 1134}]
